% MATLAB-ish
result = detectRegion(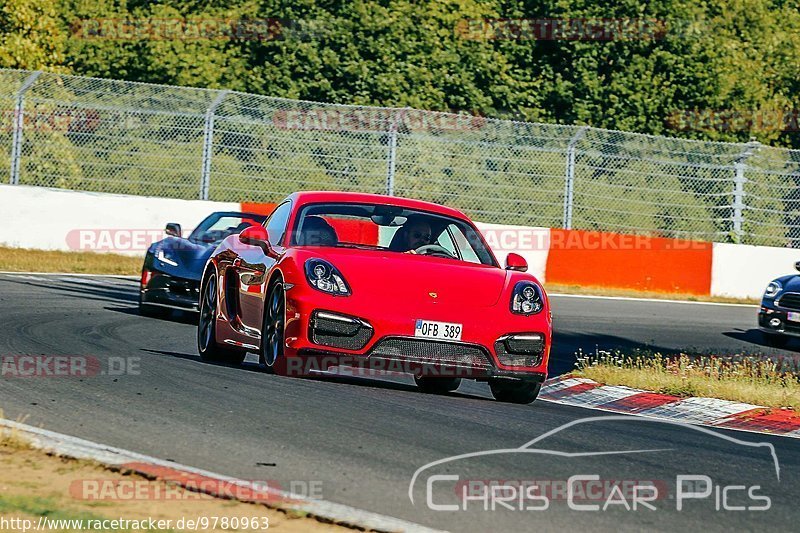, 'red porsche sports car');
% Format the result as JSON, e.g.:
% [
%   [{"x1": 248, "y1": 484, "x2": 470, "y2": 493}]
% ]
[{"x1": 197, "y1": 192, "x2": 552, "y2": 404}]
